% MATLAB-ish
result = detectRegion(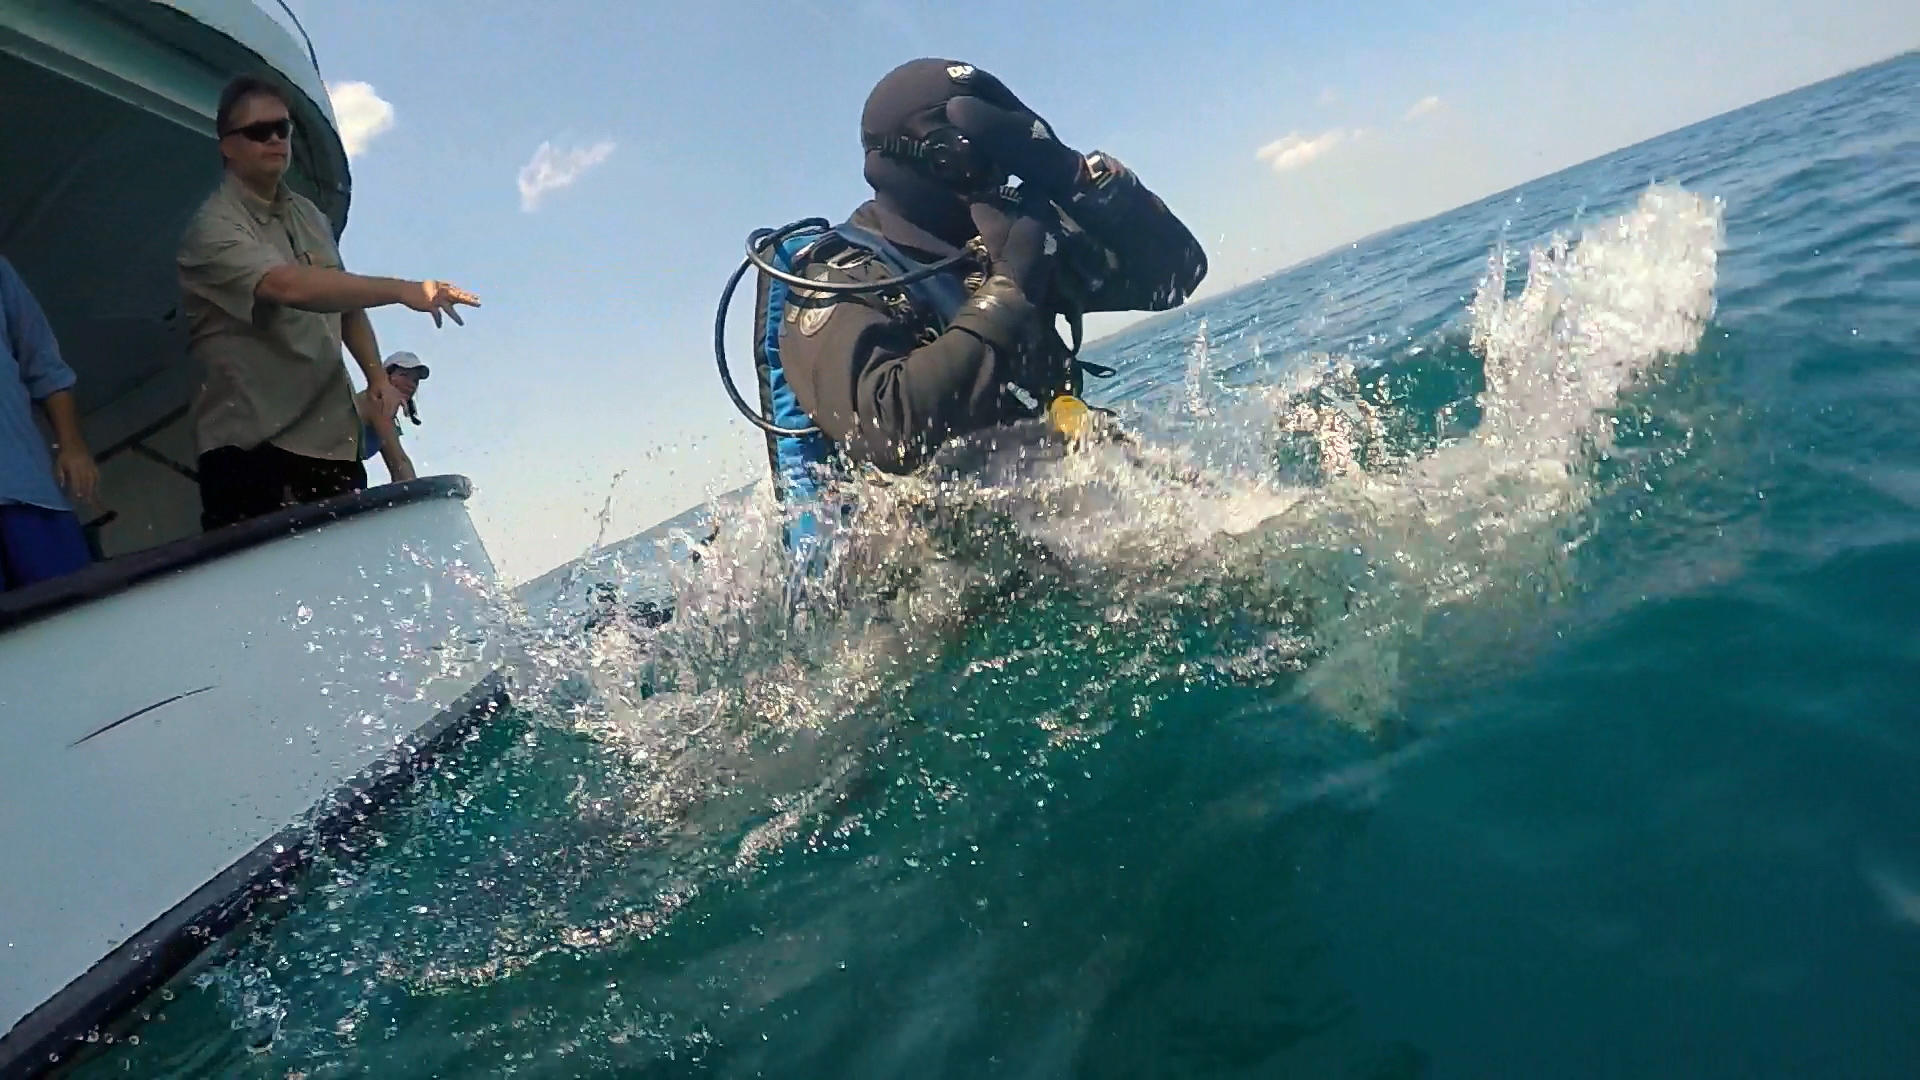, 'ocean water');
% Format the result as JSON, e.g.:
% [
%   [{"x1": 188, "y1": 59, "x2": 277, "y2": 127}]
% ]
[{"x1": 76, "y1": 53, "x2": 1920, "y2": 1078}]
